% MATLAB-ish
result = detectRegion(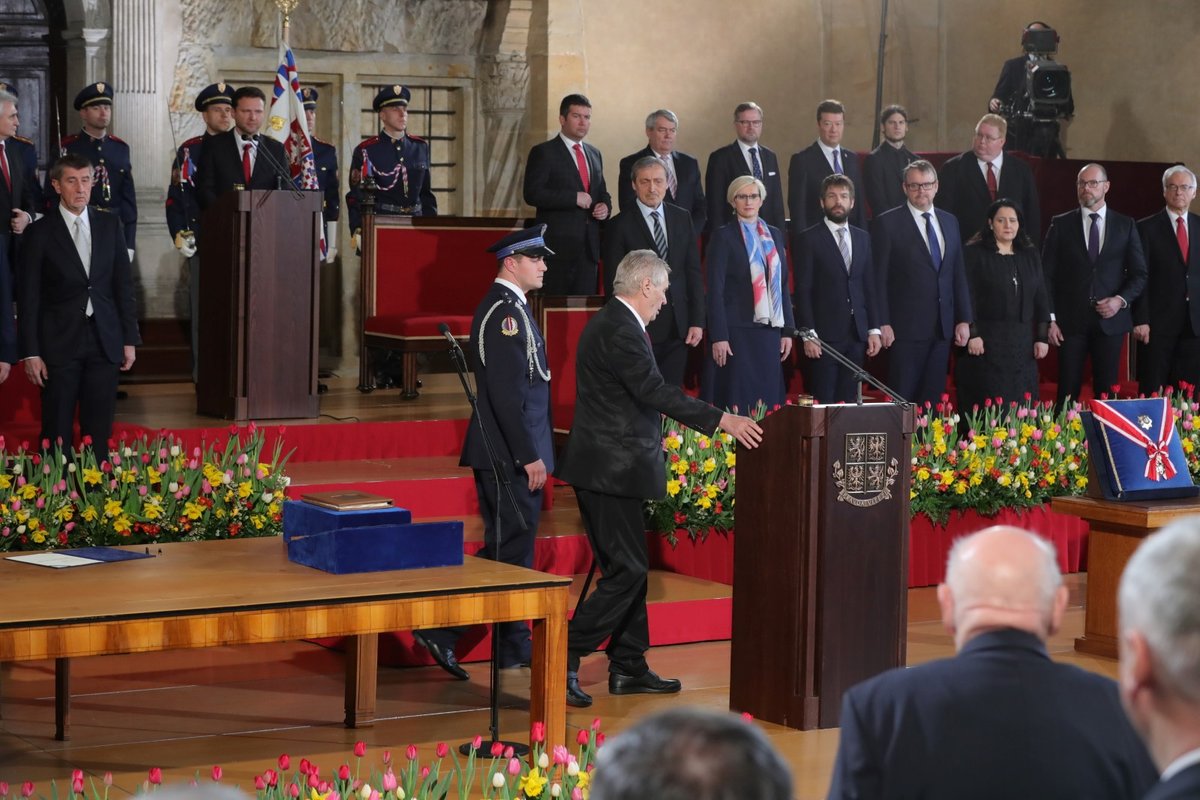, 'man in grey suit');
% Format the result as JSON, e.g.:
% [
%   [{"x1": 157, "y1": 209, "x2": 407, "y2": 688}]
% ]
[
  {"x1": 829, "y1": 525, "x2": 1157, "y2": 800},
  {"x1": 557, "y1": 250, "x2": 762, "y2": 708}
]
